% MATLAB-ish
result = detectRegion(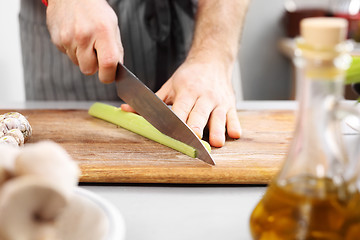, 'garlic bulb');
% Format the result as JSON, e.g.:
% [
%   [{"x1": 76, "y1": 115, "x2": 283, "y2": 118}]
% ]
[
  {"x1": 6, "y1": 129, "x2": 24, "y2": 146},
  {"x1": 0, "y1": 136, "x2": 19, "y2": 147},
  {"x1": 0, "y1": 123, "x2": 7, "y2": 138},
  {"x1": 0, "y1": 112, "x2": 32, "y2": 146}
]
